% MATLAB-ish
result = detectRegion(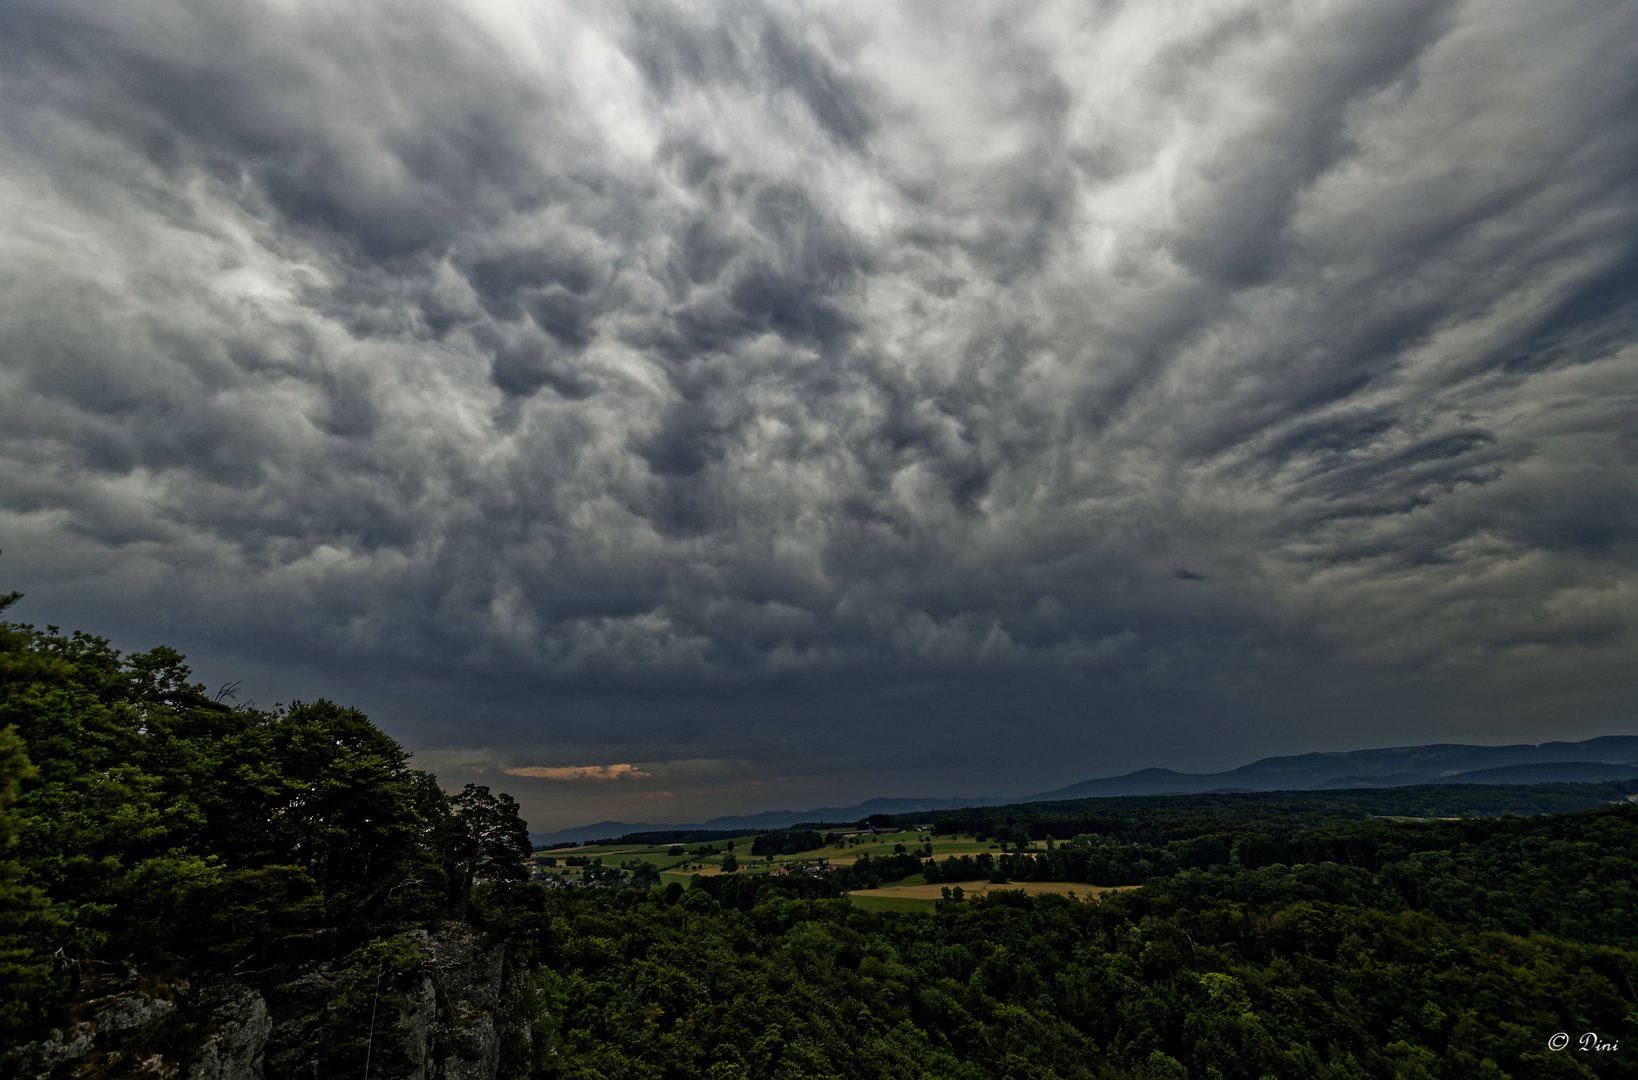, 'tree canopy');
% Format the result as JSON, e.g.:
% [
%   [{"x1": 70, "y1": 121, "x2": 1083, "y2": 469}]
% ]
[{"x1": 0, "y1": 593, "x2": 529, "y2": 1051}]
